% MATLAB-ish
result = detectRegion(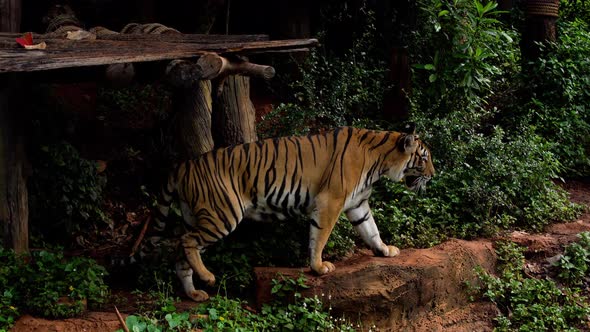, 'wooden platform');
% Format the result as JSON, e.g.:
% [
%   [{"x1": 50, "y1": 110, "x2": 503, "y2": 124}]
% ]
[{"x1": 0, "y1": 32, "x2": 318, "y2": 73}]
